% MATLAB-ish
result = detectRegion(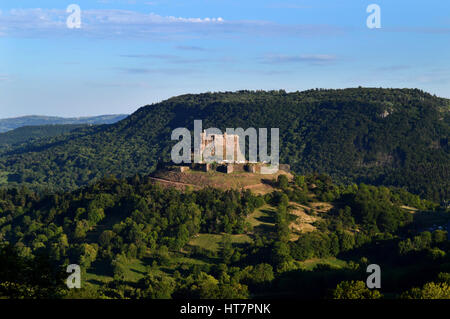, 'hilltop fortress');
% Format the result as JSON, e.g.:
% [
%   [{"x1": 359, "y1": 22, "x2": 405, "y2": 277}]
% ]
[
  {"x1": 196, "y1": 131, "x2": 257, "y2": 173},
  {"x1": 169, "y1": 129, "x2": 289, "y2": 174}
]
